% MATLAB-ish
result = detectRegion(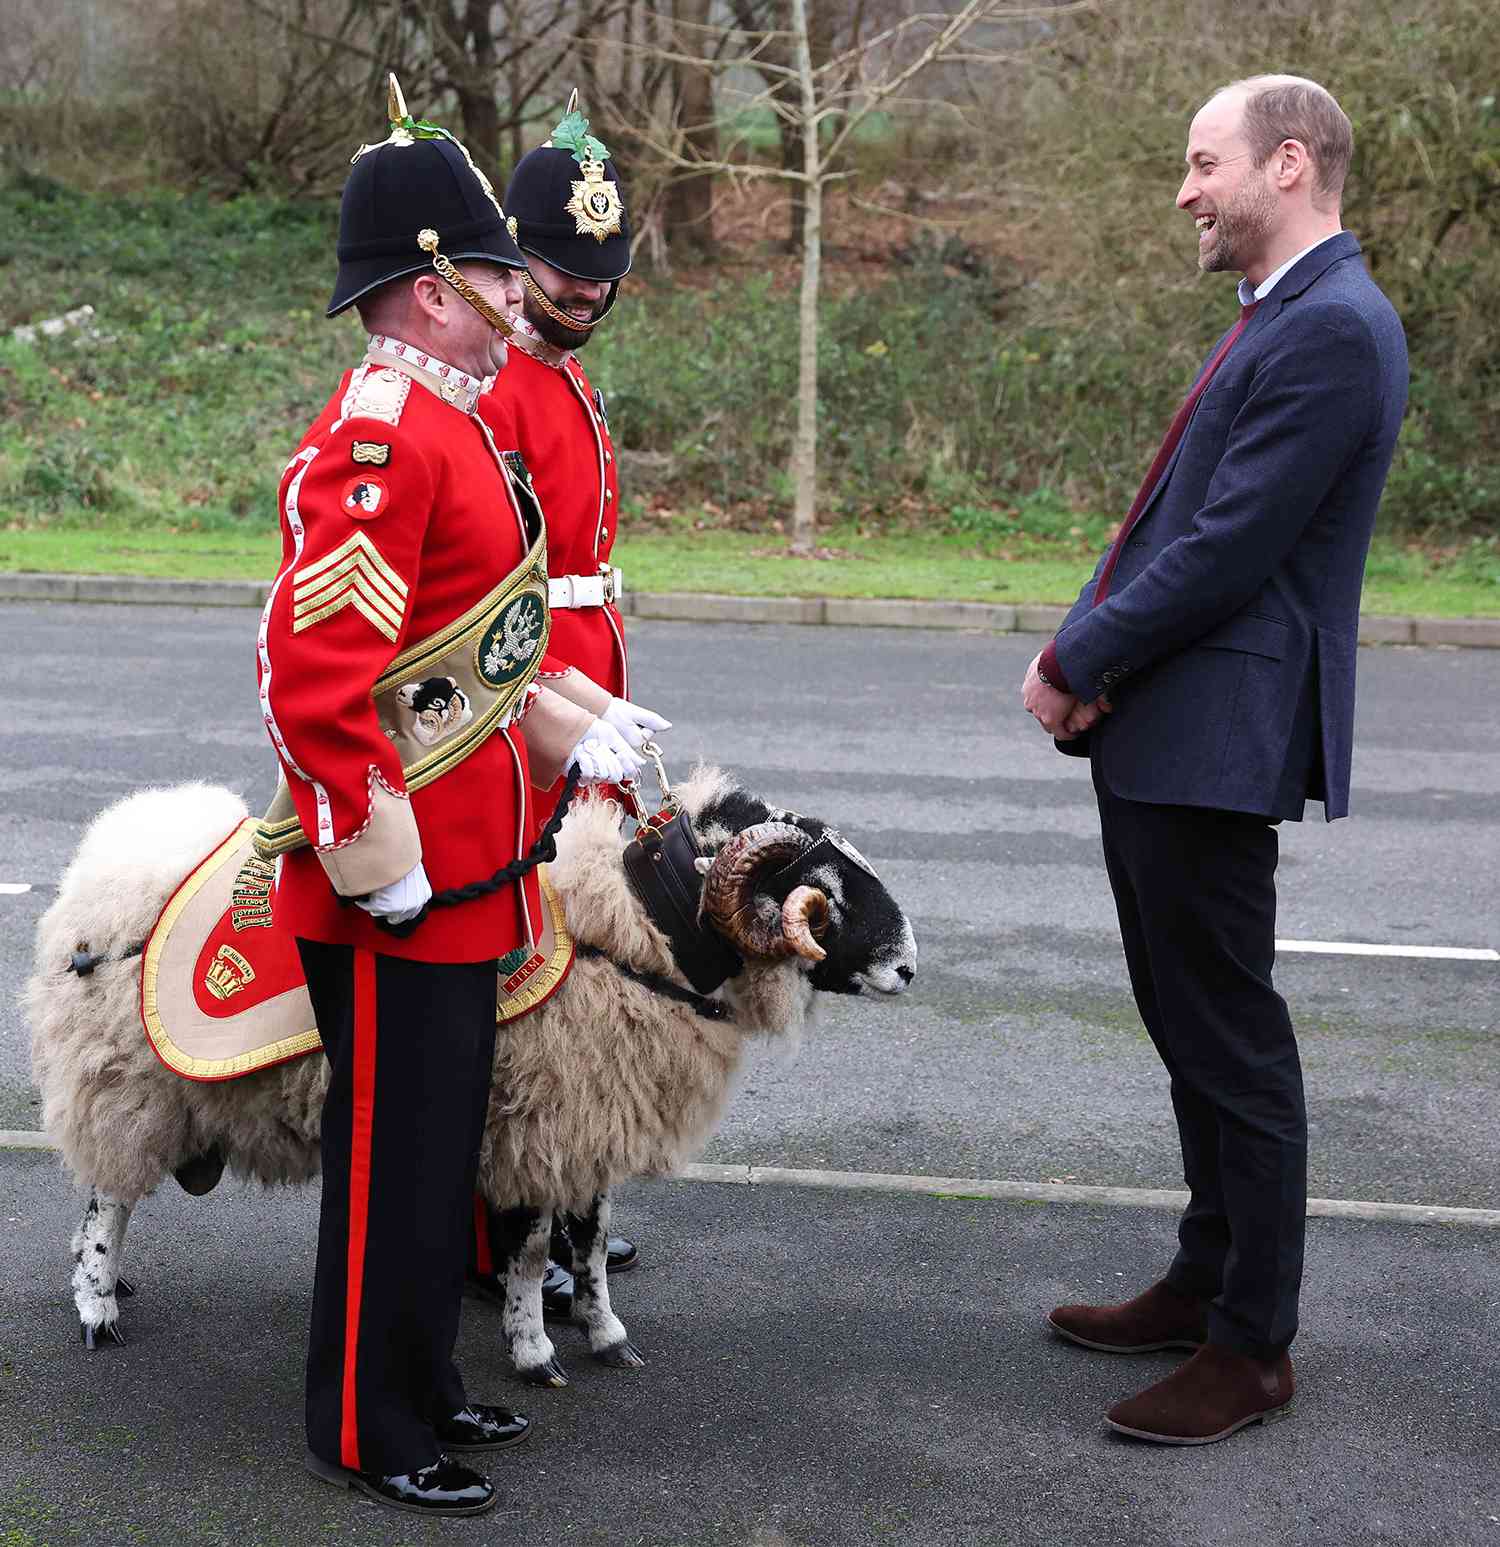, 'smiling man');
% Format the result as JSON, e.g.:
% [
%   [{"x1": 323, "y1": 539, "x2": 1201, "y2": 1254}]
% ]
[{"x1": 1020, "y1": 76, "x2": 1408, "y2": 1444}]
